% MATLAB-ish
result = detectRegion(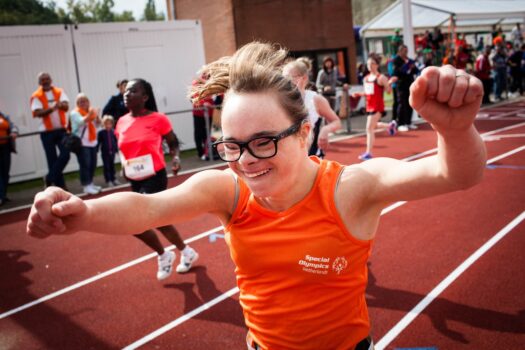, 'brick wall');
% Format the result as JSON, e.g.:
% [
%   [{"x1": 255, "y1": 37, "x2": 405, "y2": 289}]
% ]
[
  {"x1": 174, "y1": 0, "x2": 237, "y2": 63},
  {"x1": 232, "y1": 0, "x2": 357, "y2": 83},
  {"x1": 174, "y1": 0, "x2": 357, "y2": 83}
]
